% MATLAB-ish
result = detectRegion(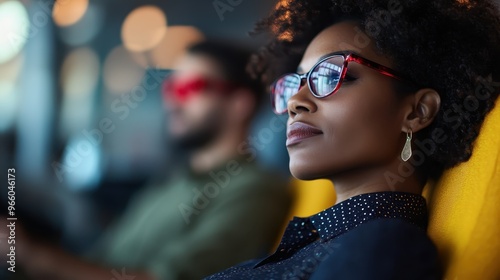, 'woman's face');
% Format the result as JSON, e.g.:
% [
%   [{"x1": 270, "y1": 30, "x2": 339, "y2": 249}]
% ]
[{"x1": 287, "y1": 22, "x2": 409, "y2": 180}]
